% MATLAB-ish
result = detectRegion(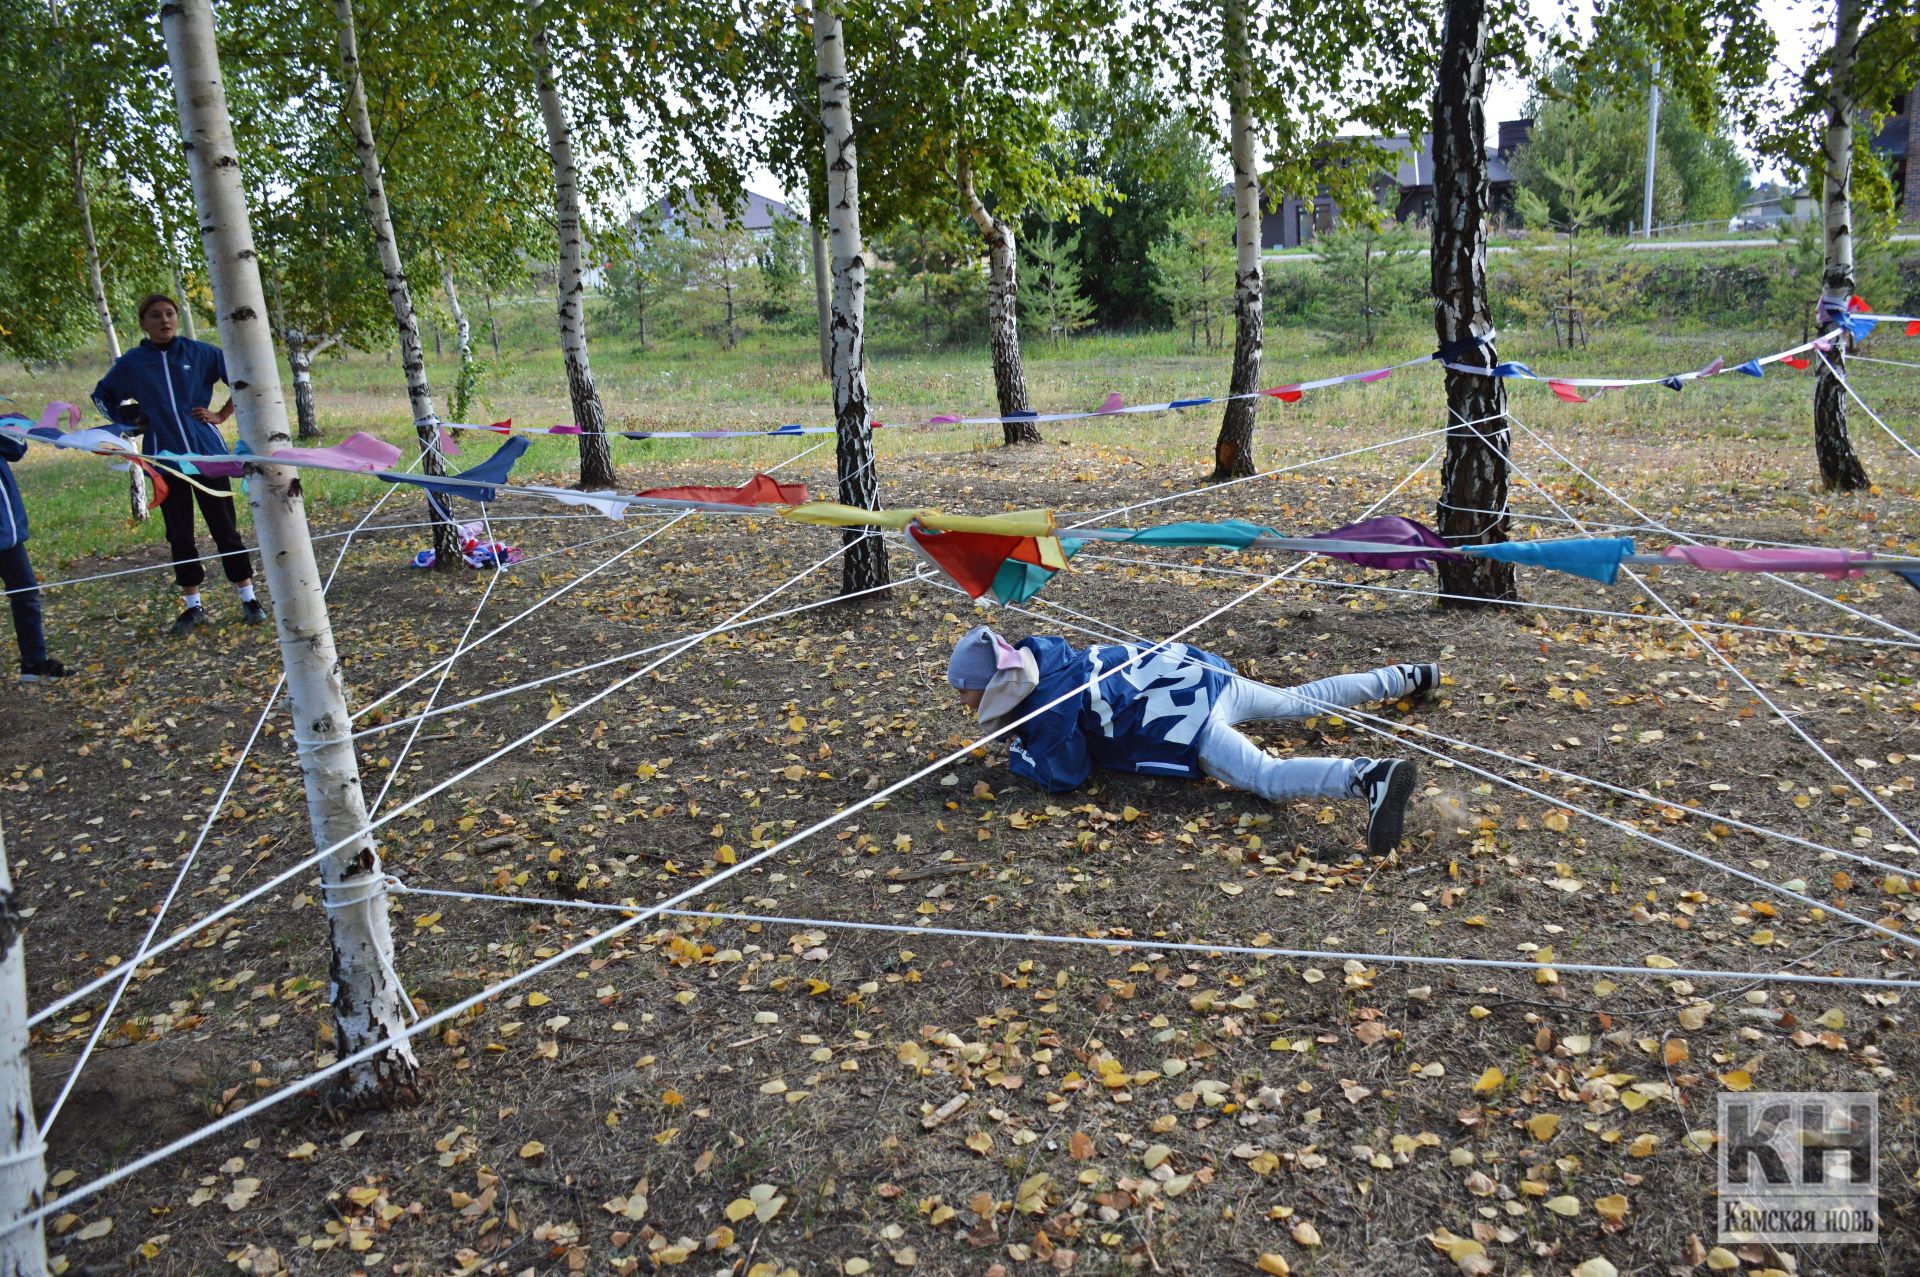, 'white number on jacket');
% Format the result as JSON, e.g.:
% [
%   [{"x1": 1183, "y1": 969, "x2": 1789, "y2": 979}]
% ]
[{"x1": 1086, "y1": 644, "x2": 1212, "y2": 746}]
